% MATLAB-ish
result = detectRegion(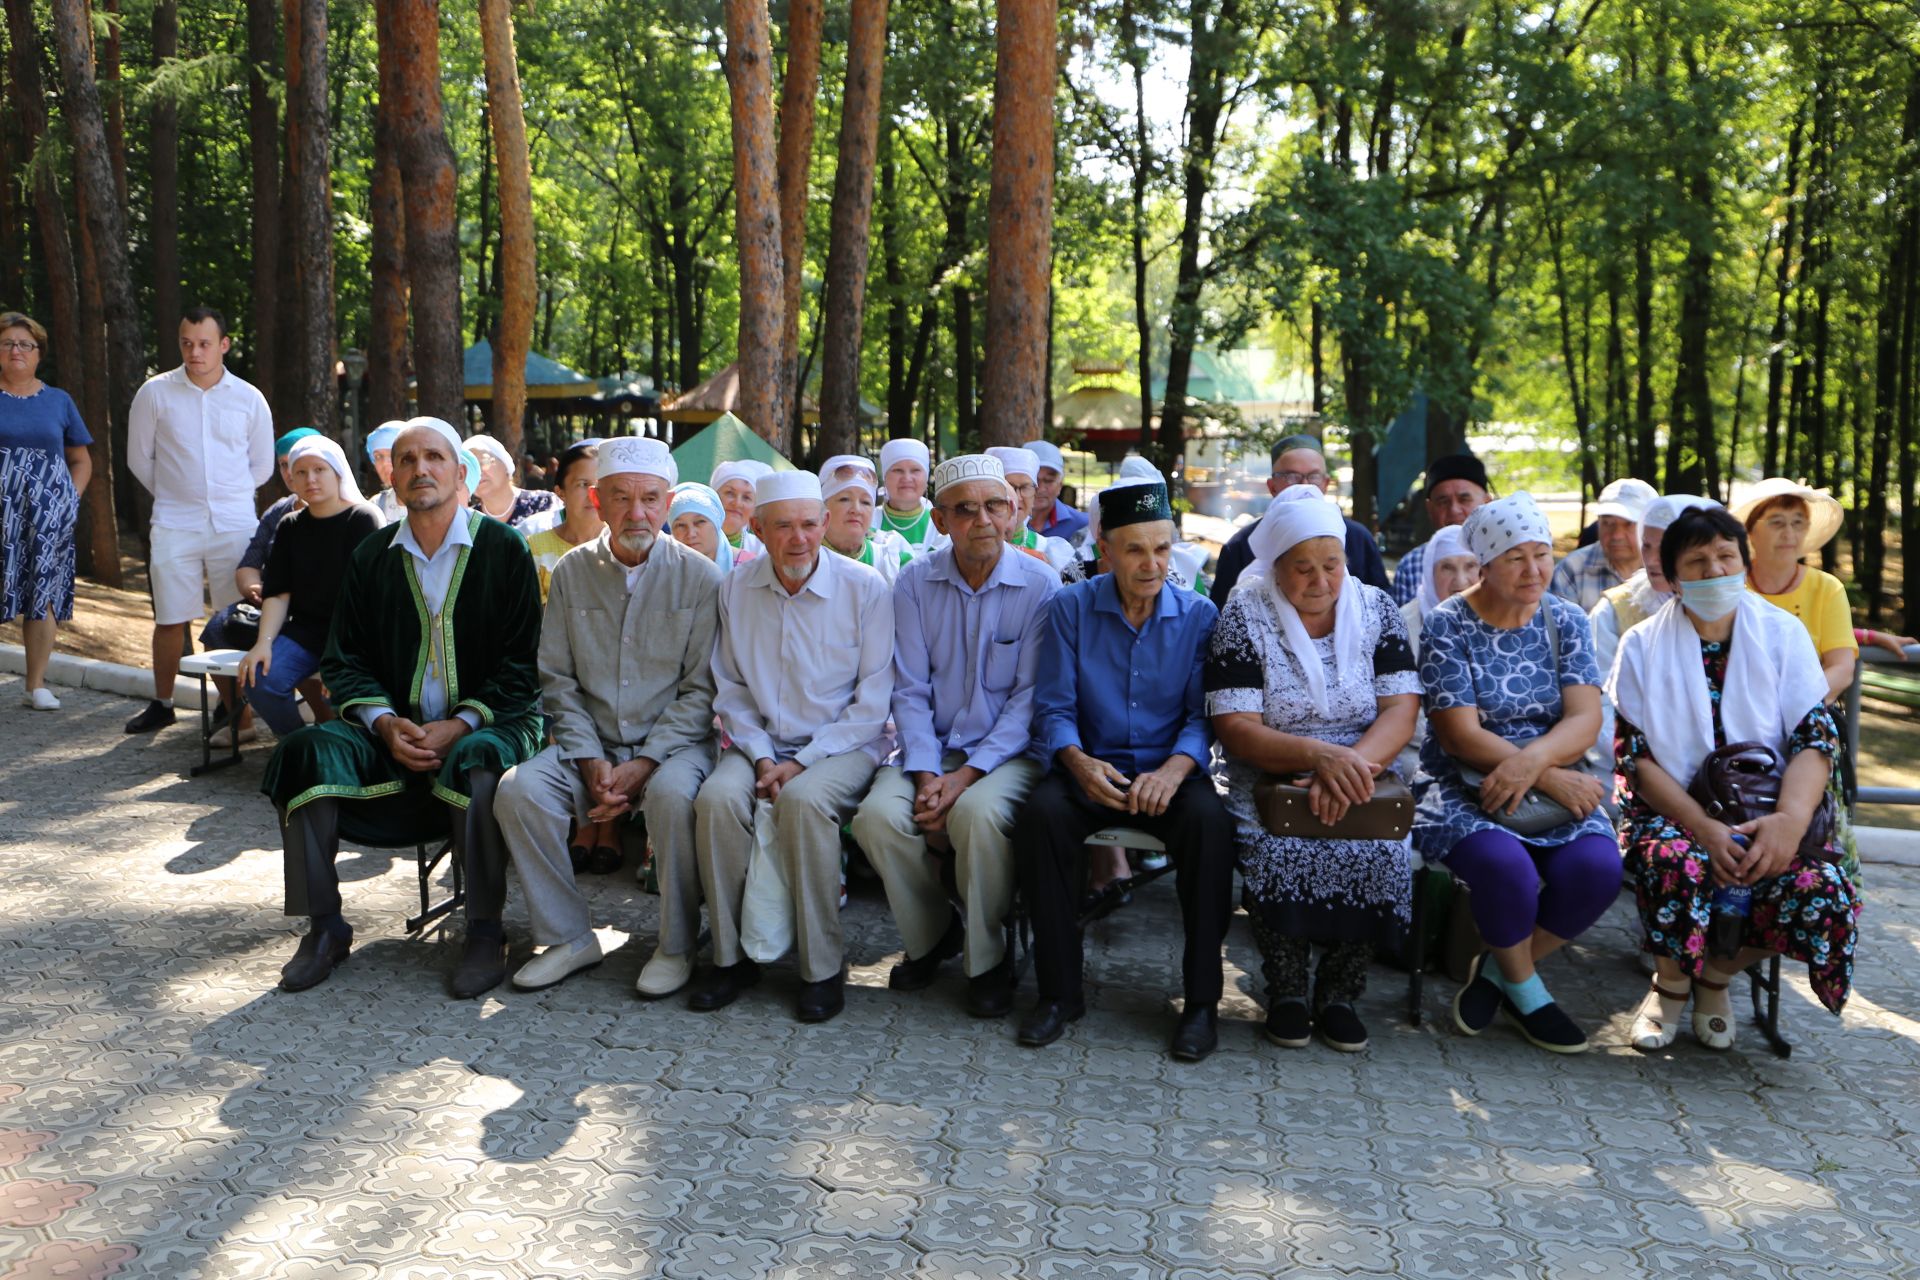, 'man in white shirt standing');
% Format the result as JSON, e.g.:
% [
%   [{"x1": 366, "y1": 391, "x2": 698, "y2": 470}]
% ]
[
  {"x1": 690, "y1": 469, "x2": 895, "y2": 1024},
  {"x1": 124, "y1": 307, "x2": 276, "y2": 733}
]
